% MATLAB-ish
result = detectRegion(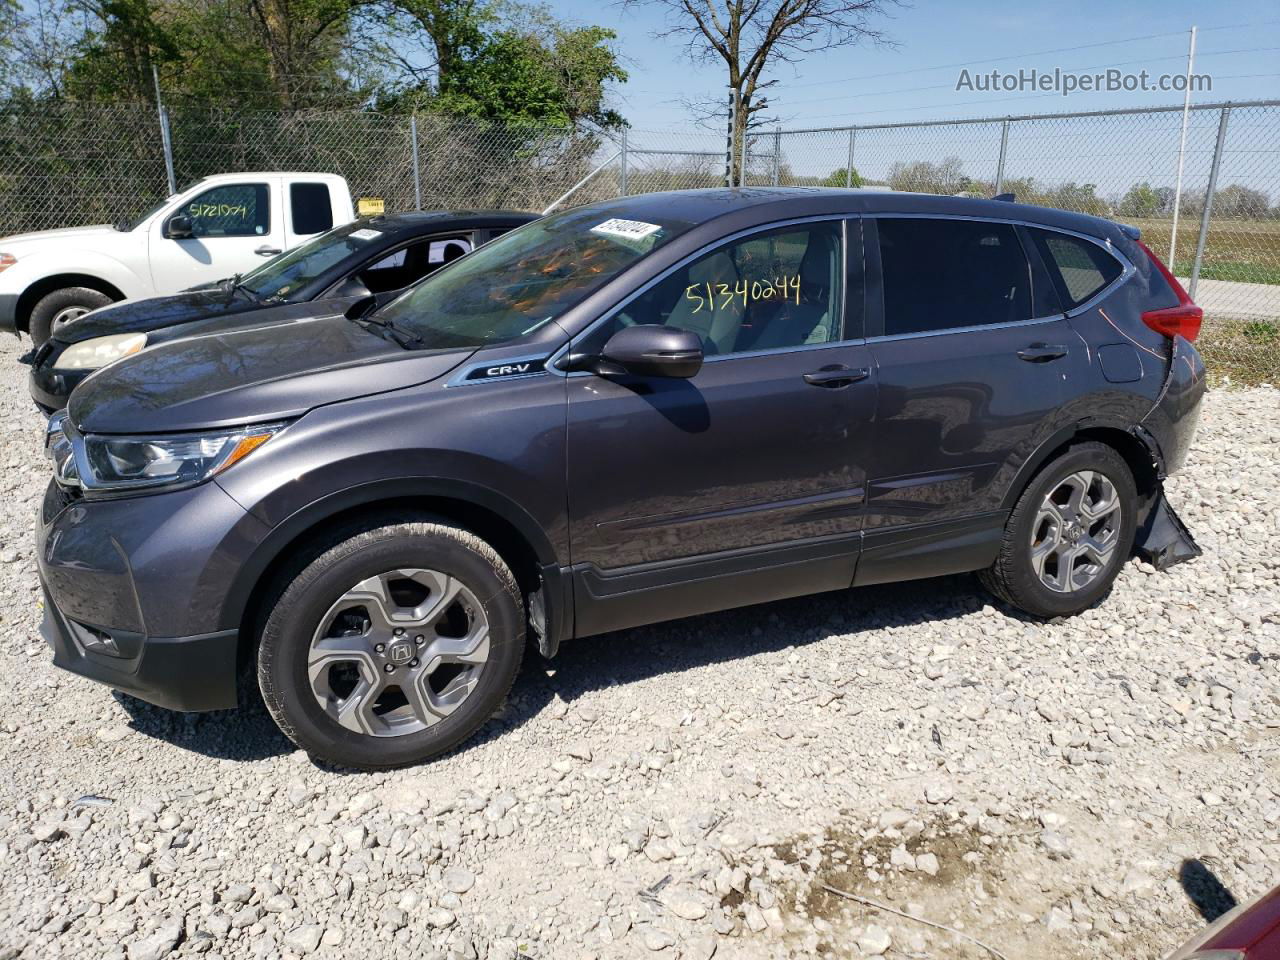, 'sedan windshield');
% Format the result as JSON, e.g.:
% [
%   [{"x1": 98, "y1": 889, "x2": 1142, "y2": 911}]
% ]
[
  {"x1": 374, "y1": 204, "x2": 696, "y2": 350},
  {"x1": 240, "y1": 222, "x2": 386, "y2": 301}
]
